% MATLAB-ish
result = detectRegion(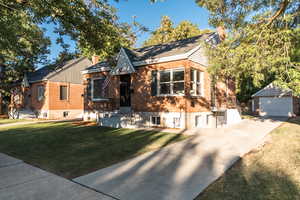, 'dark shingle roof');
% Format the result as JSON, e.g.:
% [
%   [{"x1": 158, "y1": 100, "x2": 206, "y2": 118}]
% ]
[
  {"x1": 124, "y1": 33, "x2": 214, "y2": 62},
  {"x1": 28, "y1": 57, "x2": 86, "y2": 82},
  {"x1": 83, "y1": 61, "x2": 111, "y2": 72},
  {"x1": 83, "y1": 32, "x2": 219, "y2": 73}
]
